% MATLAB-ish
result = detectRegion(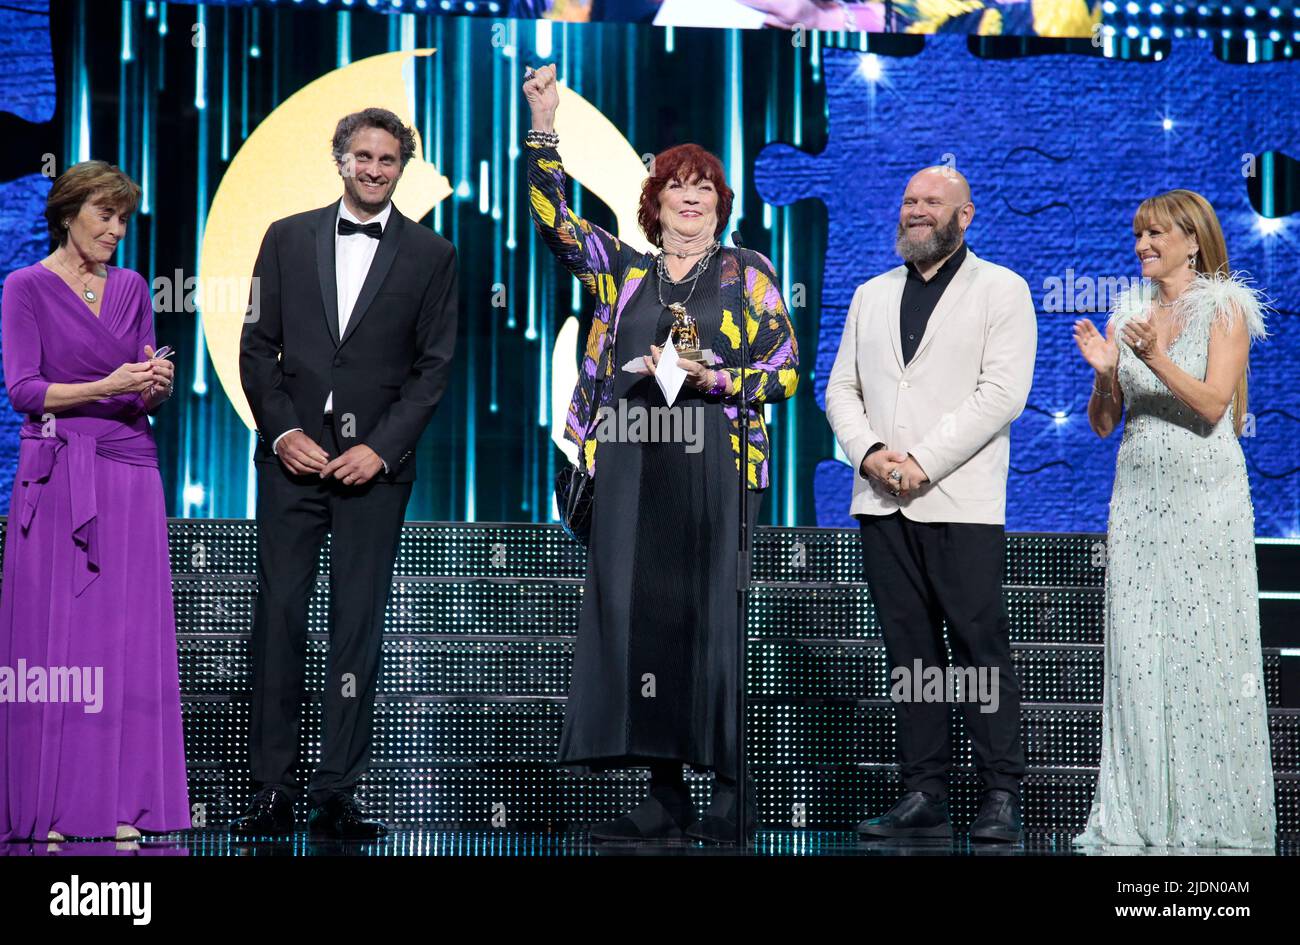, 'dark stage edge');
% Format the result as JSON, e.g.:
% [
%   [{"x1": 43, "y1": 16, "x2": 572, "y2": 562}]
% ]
[{"x1": 4, "y1": 829, "x2": 1298, "y2": 857}]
